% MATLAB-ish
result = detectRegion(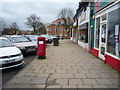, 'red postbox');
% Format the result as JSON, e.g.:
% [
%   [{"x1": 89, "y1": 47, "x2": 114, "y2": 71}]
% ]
[{"x1": 37, "y1": 37, "x2": 46, "y2": 59}]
